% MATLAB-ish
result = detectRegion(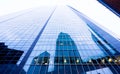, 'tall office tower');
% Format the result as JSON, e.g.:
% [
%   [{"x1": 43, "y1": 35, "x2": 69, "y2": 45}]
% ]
[
  {"x1": 54, "y1": 32, "x2": 82, "y2": 74},
  {"x1": 28, "y1": 51, "x2": 50, "y2": 74},
  {"x1": 0, "y1": 6, "x2": 120, "y2": 74},
  {"x1": 0, "y1": 43, "x2": 25, "y2": 73},
  {"x1": 98, "y1": 0, "x2": 120, "y2": 17}
]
